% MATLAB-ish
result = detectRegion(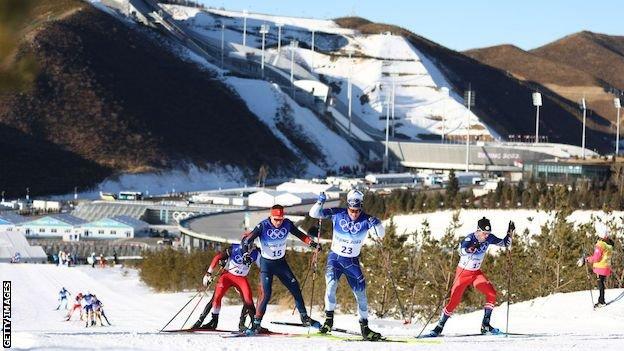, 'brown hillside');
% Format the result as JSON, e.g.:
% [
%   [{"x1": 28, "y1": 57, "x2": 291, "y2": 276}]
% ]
[
  {"x1": 532, "y1": 31, "x2": 624, "y2": 92},
  {"x1": 464, "y1": 44, "x2": 599, "y2": 87},
  {"x1": 464, "y1": 44, "x2": 617, "y2": 133},
  {"x1": 334, "y1": 18, "x2": 614, "y2": 152},
  {"x1": 0, "y1": 5, "x2": 301, "y2": 196}
]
